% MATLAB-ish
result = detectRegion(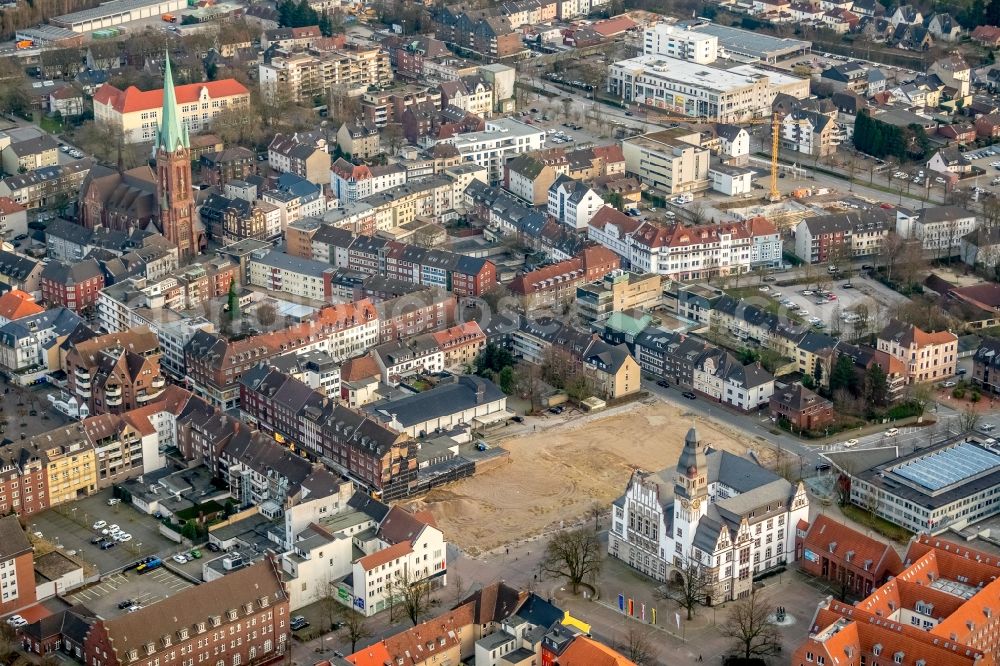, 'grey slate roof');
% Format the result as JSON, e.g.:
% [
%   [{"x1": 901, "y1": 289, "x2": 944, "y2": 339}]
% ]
[{"x1": 365, "y1": 375, "x2": 504, "y2": 429}]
